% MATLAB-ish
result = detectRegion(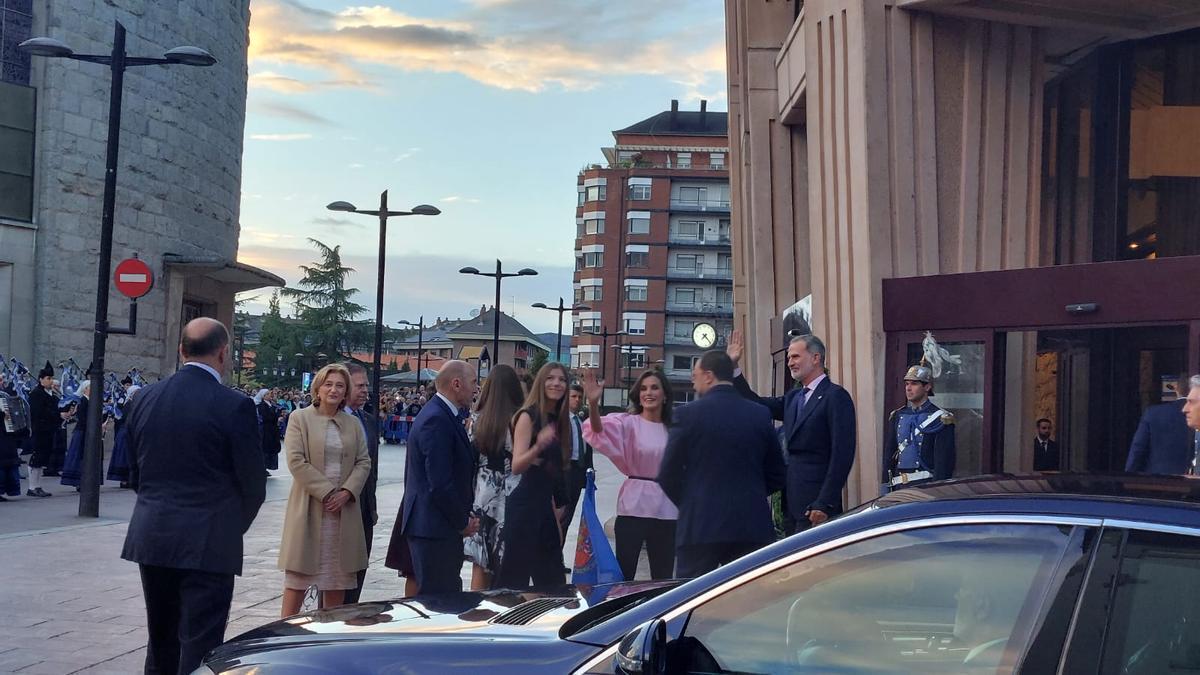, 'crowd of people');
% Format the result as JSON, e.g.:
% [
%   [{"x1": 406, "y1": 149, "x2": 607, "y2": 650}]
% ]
[{"x1": 8, "y1": 315, "x2": 868, "y2": 674}]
